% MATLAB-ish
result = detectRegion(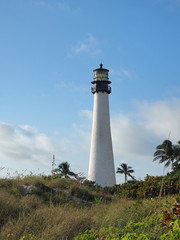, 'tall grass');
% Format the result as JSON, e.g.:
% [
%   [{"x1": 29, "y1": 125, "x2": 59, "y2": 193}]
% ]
[
  {"x1": 0, "y1": 205, "x2": 94, "y2": 239},
  {"x1": 0, "y1": 176, "x2": 179, "y2": 239},
  {"x1": 0, "y1": 194, "x2": 178, "y2": 239}
]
